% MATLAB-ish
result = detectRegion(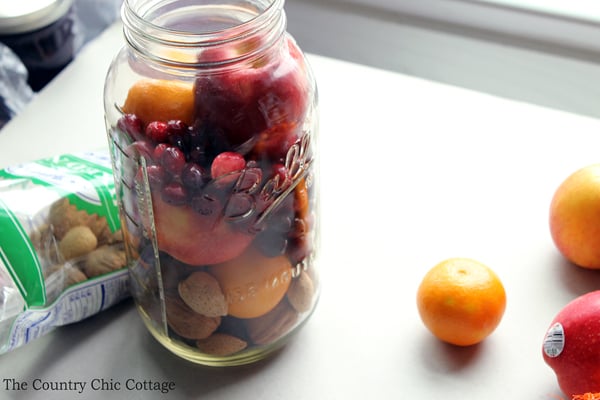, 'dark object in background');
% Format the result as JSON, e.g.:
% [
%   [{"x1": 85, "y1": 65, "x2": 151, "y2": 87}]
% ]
[{"x1": 0, "y1": 0, "x2": 82, "y2": 91}]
